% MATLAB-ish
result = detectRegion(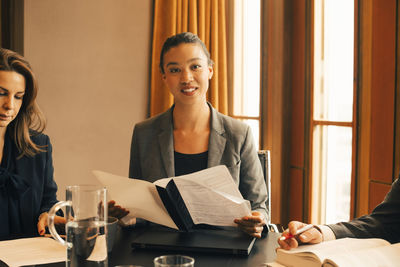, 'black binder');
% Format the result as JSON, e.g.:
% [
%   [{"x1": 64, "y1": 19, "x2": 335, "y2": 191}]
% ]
[{"x1": 131, "y1": 225, "x2": 257, "y2": 256}]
